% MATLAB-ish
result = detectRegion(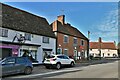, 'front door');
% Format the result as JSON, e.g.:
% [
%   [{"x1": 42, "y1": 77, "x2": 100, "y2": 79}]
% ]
[{"x1": 74, "y1": 50, "x2": 78, "y2": 60}]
